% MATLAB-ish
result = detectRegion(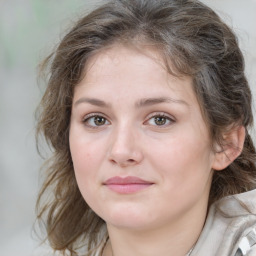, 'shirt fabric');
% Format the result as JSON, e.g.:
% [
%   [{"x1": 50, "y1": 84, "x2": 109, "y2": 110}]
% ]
[{"x1": 191, "y1": 189, "x2": 256, "y2": 256}]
